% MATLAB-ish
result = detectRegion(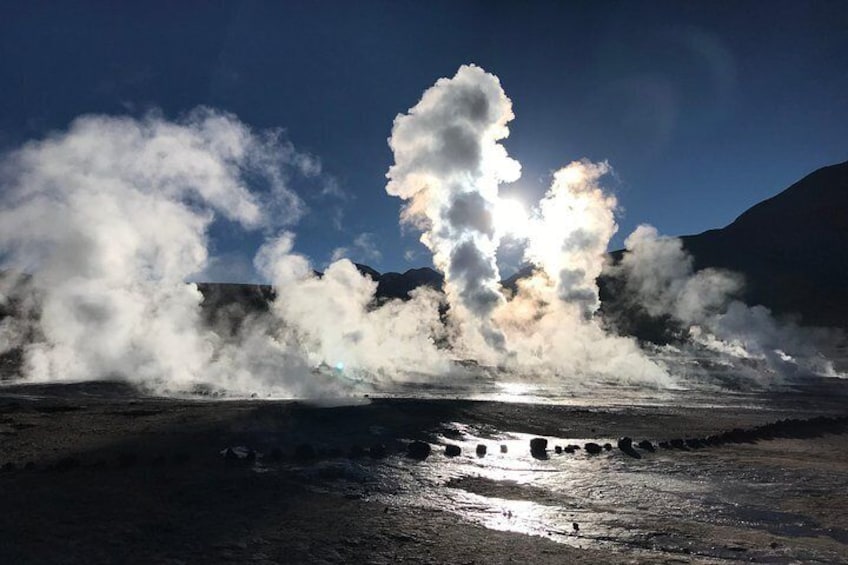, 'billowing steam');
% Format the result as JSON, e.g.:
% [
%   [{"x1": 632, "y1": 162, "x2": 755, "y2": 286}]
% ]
[
  {"x1": 0, "y1": 108, "x2": 281, "y2": 386},
  {"x1": 614, "y1": 226, "x2": 840, "y2": 379},
  {"x1": 254, "y1": 233, "x2": 449, "y2": 377},
  {"x1": 0, "y1": 65, "x2": 840, "y2": 397},
  {"x1": 386, "y1": 65, "x2": 521, "y2": 355}
]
